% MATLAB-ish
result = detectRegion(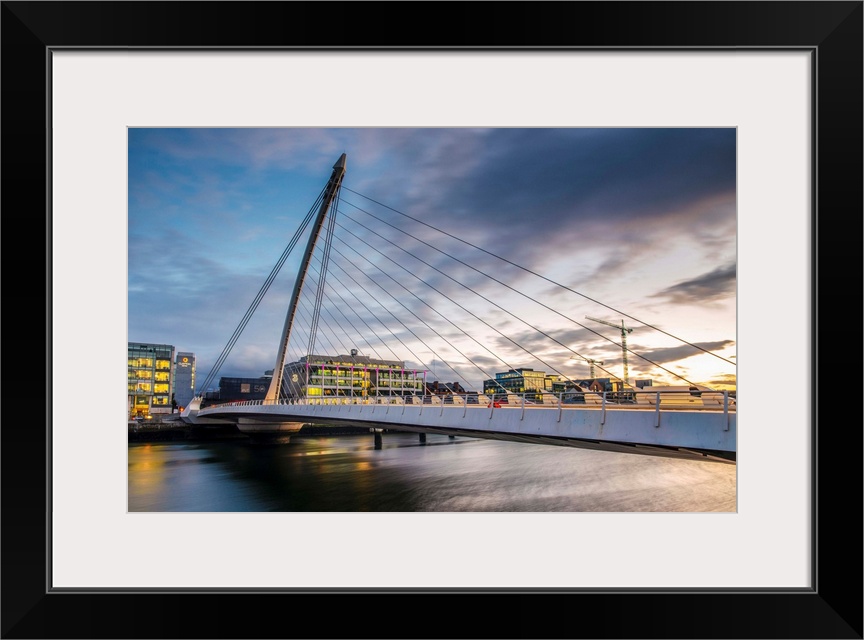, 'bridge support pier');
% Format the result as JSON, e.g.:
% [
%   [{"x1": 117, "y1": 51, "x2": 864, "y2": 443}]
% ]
[
  {"x1": 419, "y1": 433, "x2": 427, "y2": 445},
  {"x1": 449, "y1": 435, "x2": 455, "y2": 440},
  {"x1": 373, "y1": 431, "x2": 382, "y2": 449}
]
